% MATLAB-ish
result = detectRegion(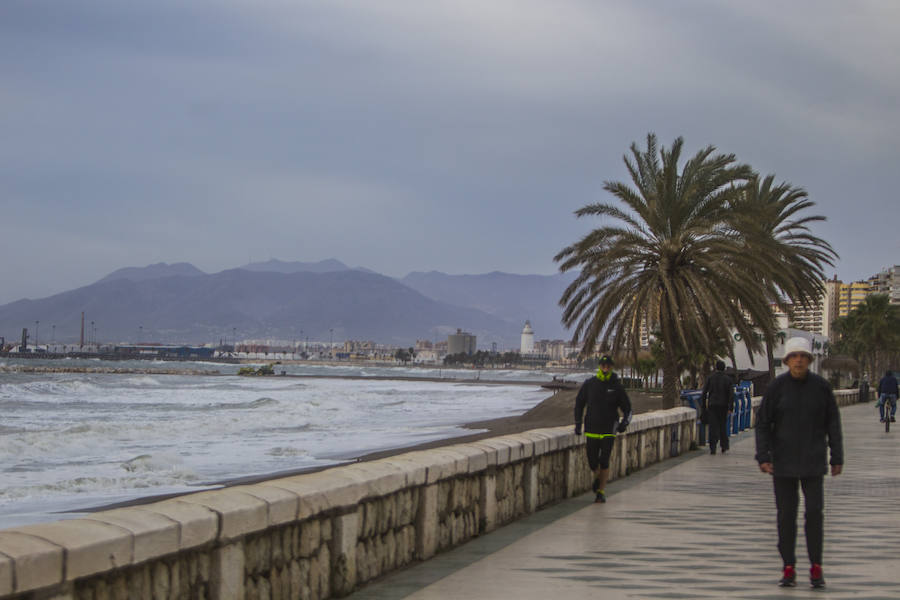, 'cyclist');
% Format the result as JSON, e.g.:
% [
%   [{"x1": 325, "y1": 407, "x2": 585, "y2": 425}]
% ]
[{"x1": 877, "y1": 370, "x2": 898, "y2": 423}]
